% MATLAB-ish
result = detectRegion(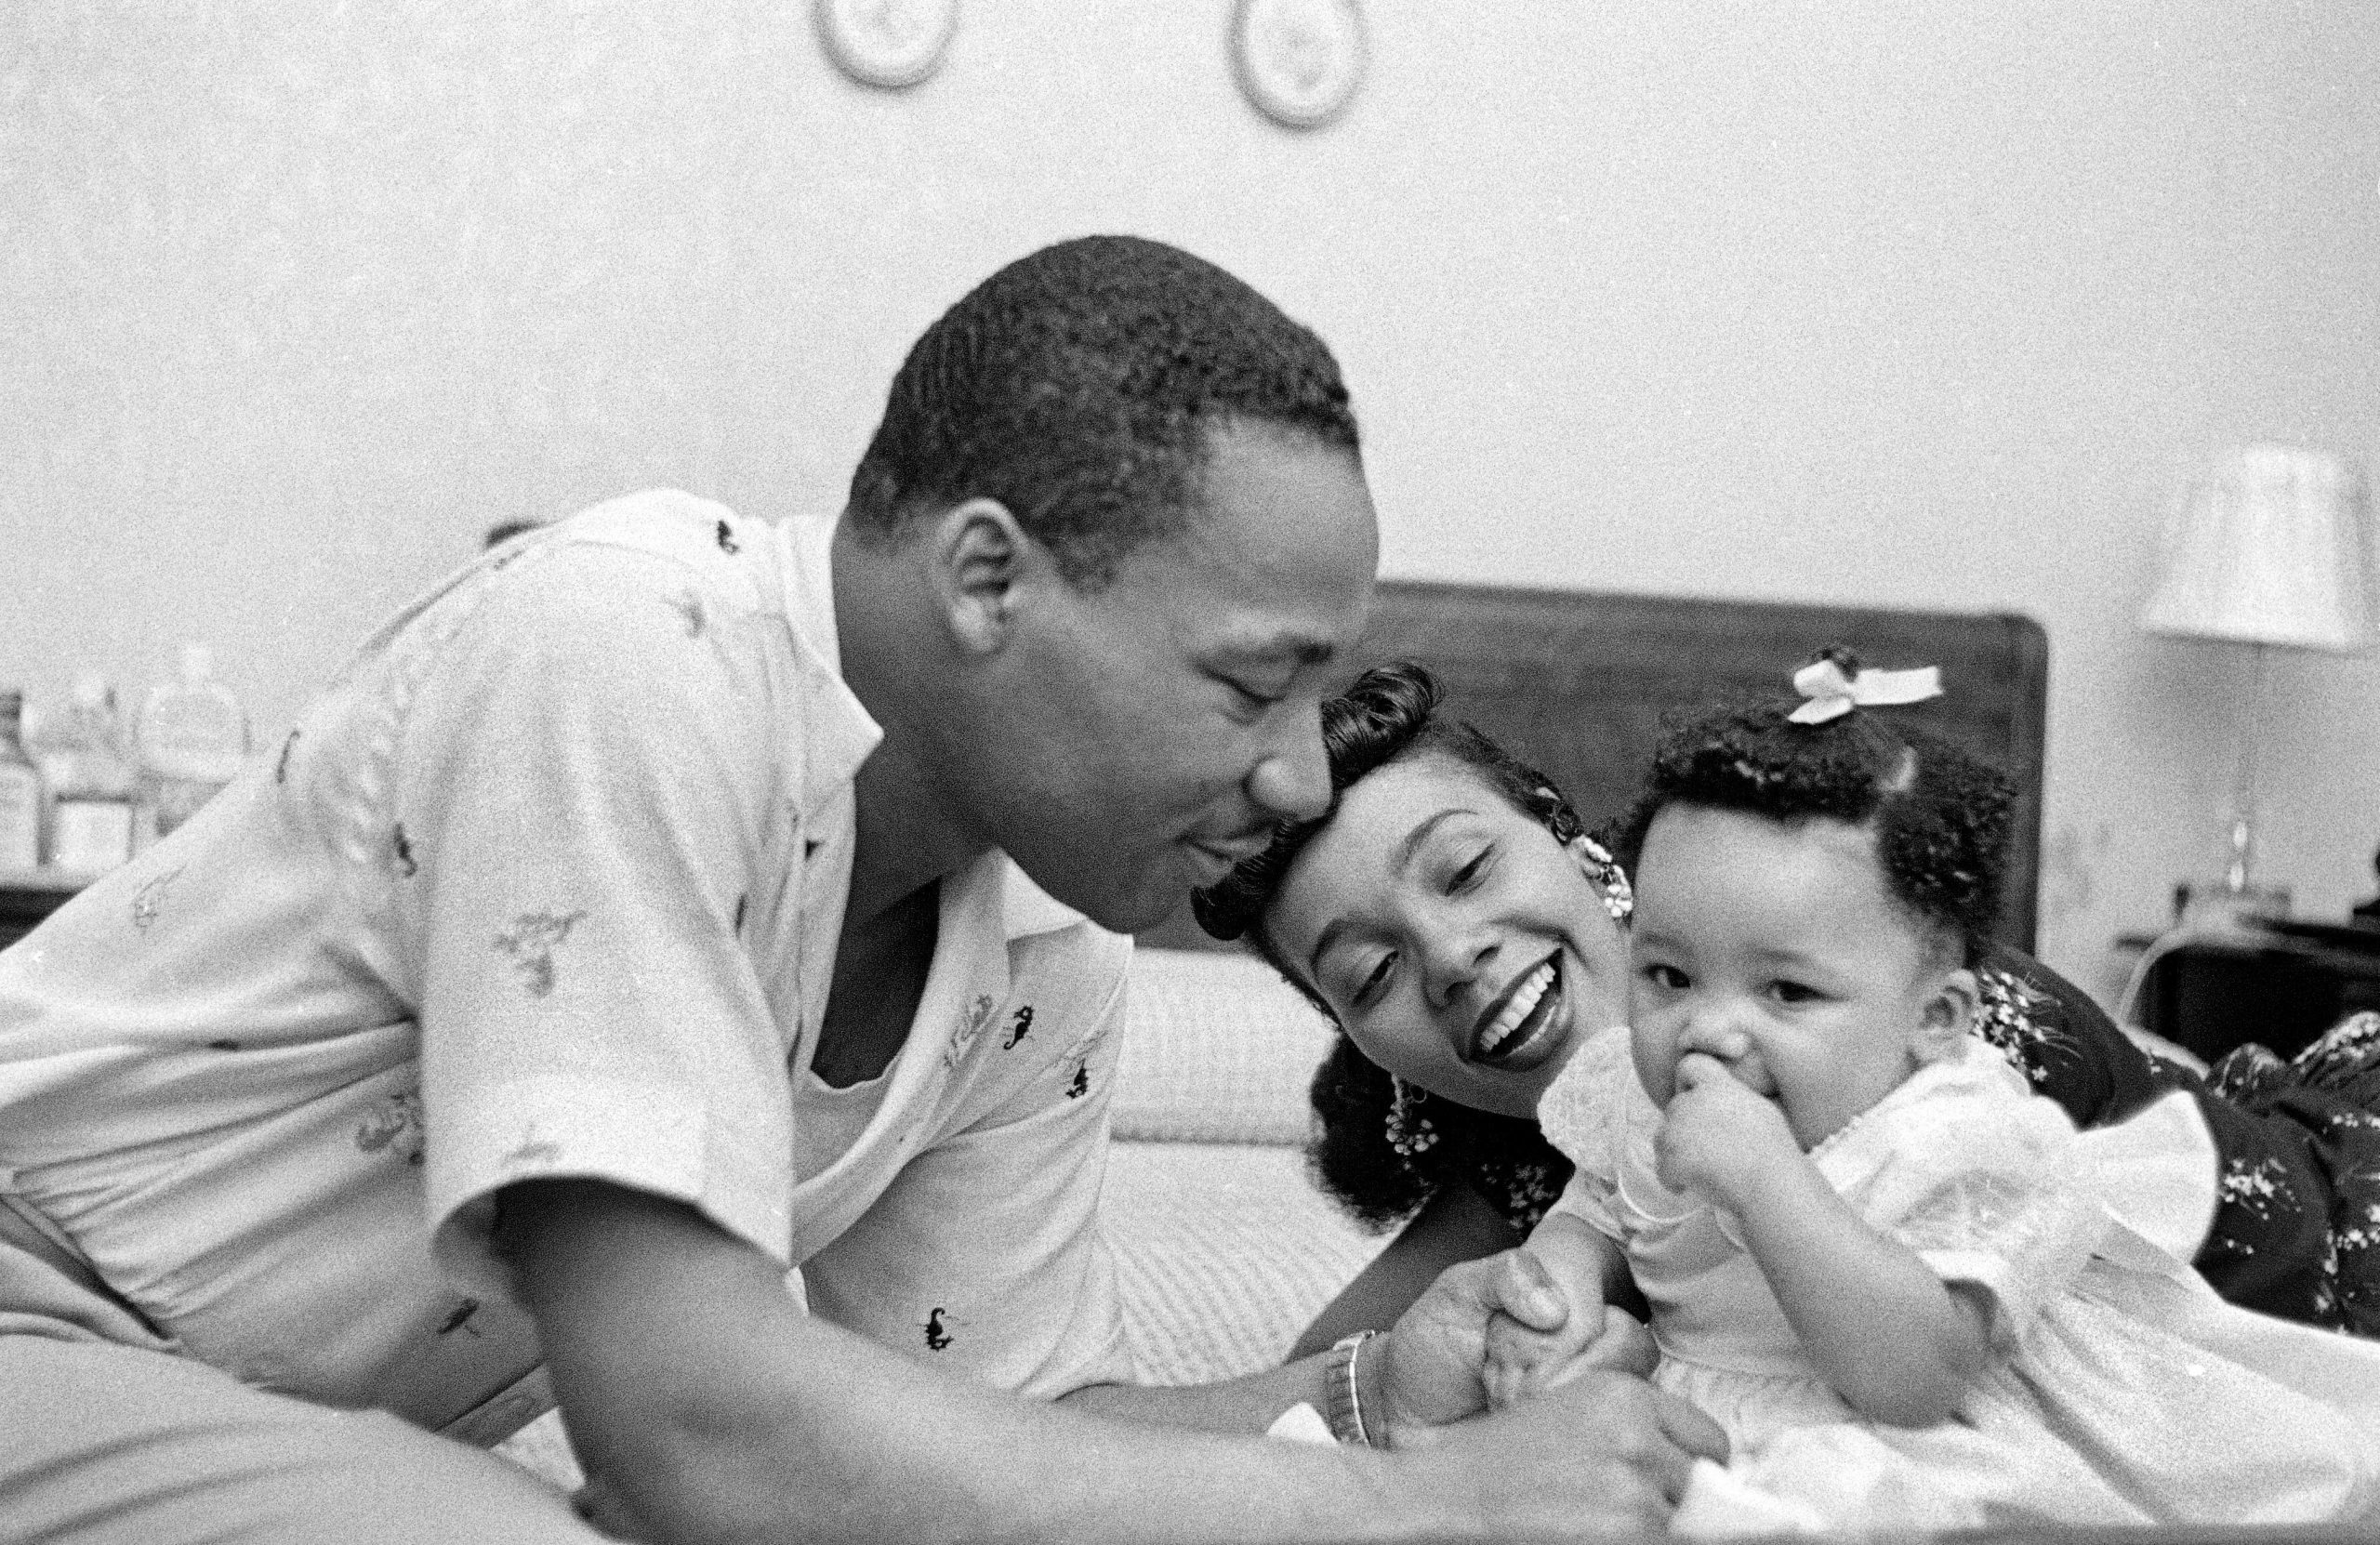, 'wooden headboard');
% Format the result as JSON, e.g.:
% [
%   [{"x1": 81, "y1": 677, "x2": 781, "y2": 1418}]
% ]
[{"x1": 1141, "y1": 579, "x2": 2048, "y2": 956}]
